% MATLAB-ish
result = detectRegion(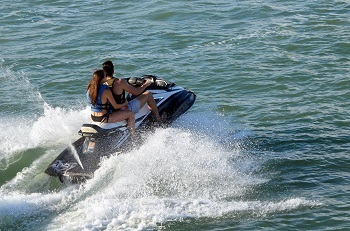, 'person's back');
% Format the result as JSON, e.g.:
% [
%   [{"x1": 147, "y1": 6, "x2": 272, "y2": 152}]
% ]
[{"x1": 104, "y1": 77, "x2": 126, "y2": 106}]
